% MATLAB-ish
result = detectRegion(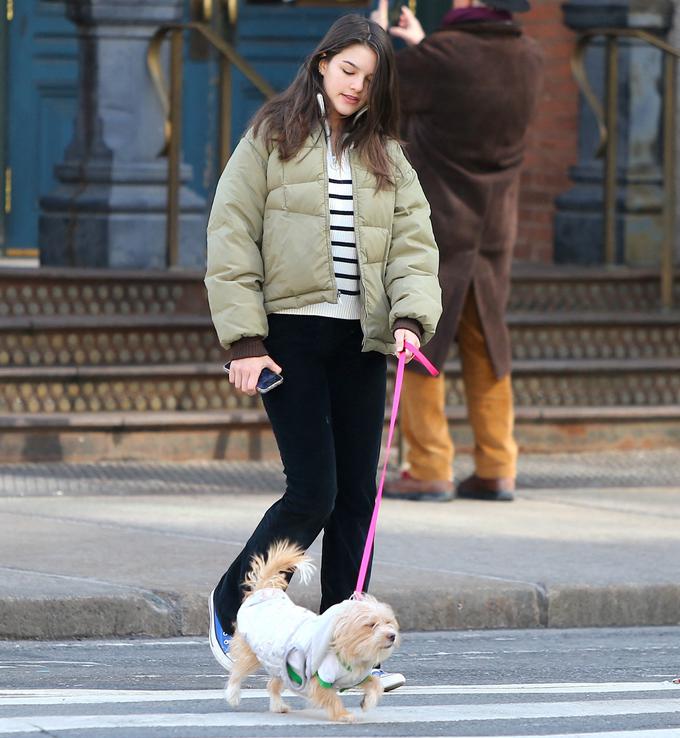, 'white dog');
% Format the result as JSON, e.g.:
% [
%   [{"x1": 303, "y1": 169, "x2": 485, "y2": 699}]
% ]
[{"x1": 225, "y1": 540, "x2": 400, "y2": 722}]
